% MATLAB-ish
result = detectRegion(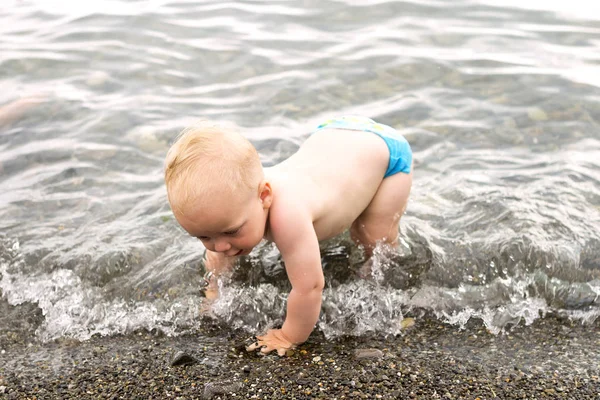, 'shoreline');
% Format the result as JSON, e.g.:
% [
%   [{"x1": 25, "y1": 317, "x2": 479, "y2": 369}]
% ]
[{"x1": 1, "y1": 315, "x2": 599, "y2": 399}]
